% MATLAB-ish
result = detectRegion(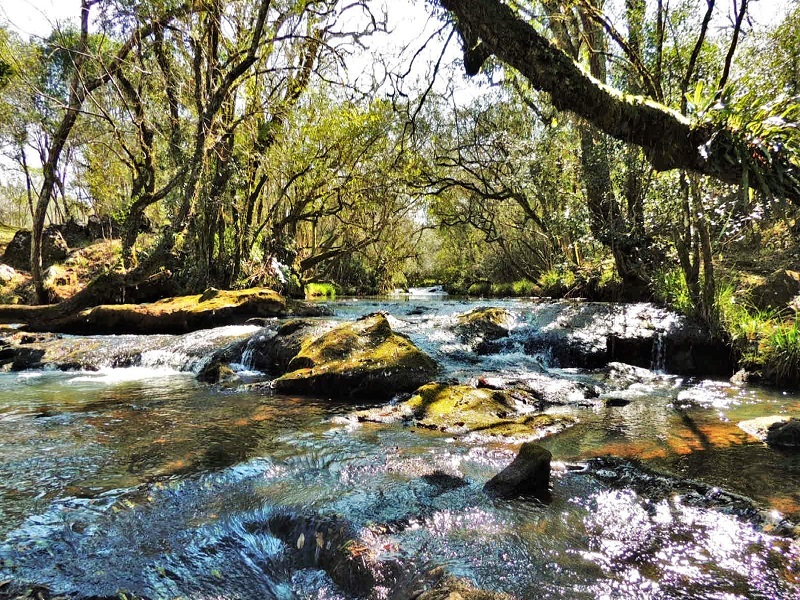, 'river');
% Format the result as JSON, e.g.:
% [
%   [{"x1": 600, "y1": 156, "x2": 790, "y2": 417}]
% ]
[{"x1": 0, "y1": 296, "x2": 798, "y2": 599}]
